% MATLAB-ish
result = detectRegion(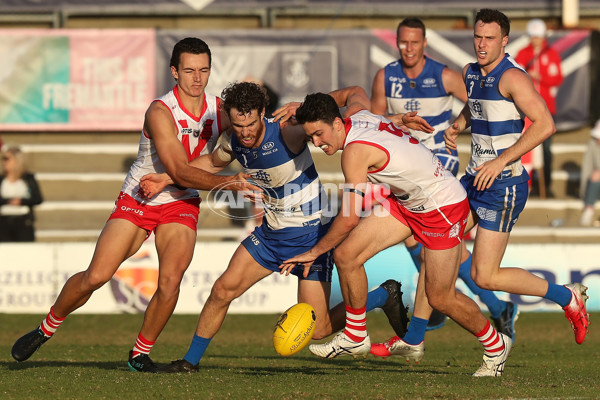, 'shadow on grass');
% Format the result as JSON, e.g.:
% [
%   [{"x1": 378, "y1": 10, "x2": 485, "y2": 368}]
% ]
[{"x1": 2, "y1": 360, "x2": 128, "y2": 372}]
